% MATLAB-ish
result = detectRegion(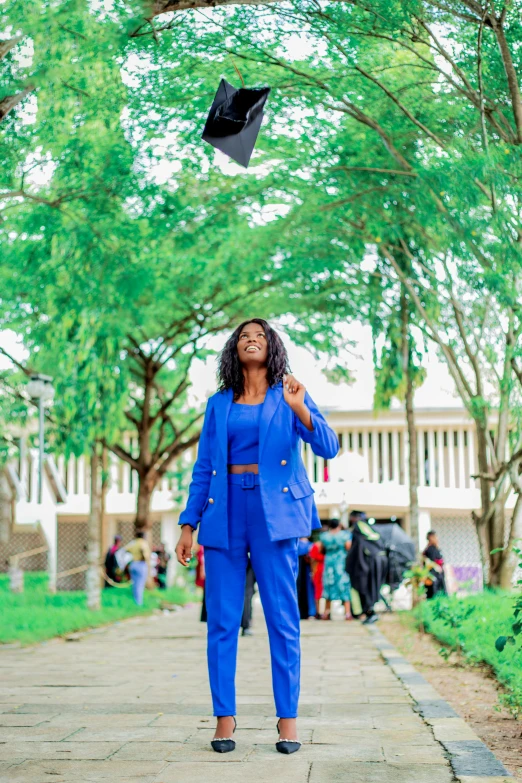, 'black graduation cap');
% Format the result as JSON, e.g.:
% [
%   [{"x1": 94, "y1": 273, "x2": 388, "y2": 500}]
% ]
[{"x1": 202, "y1": 79, "x2": 270, "y2": 168}]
